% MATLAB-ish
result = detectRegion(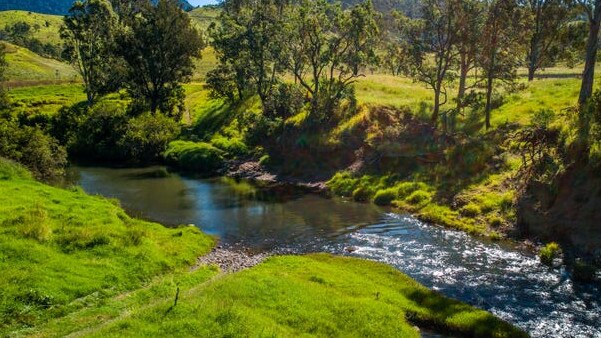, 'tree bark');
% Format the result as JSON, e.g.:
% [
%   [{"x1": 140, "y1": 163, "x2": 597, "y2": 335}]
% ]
[{"x1": 579, "y1": 0, "x2": 601, "y2": 106}]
